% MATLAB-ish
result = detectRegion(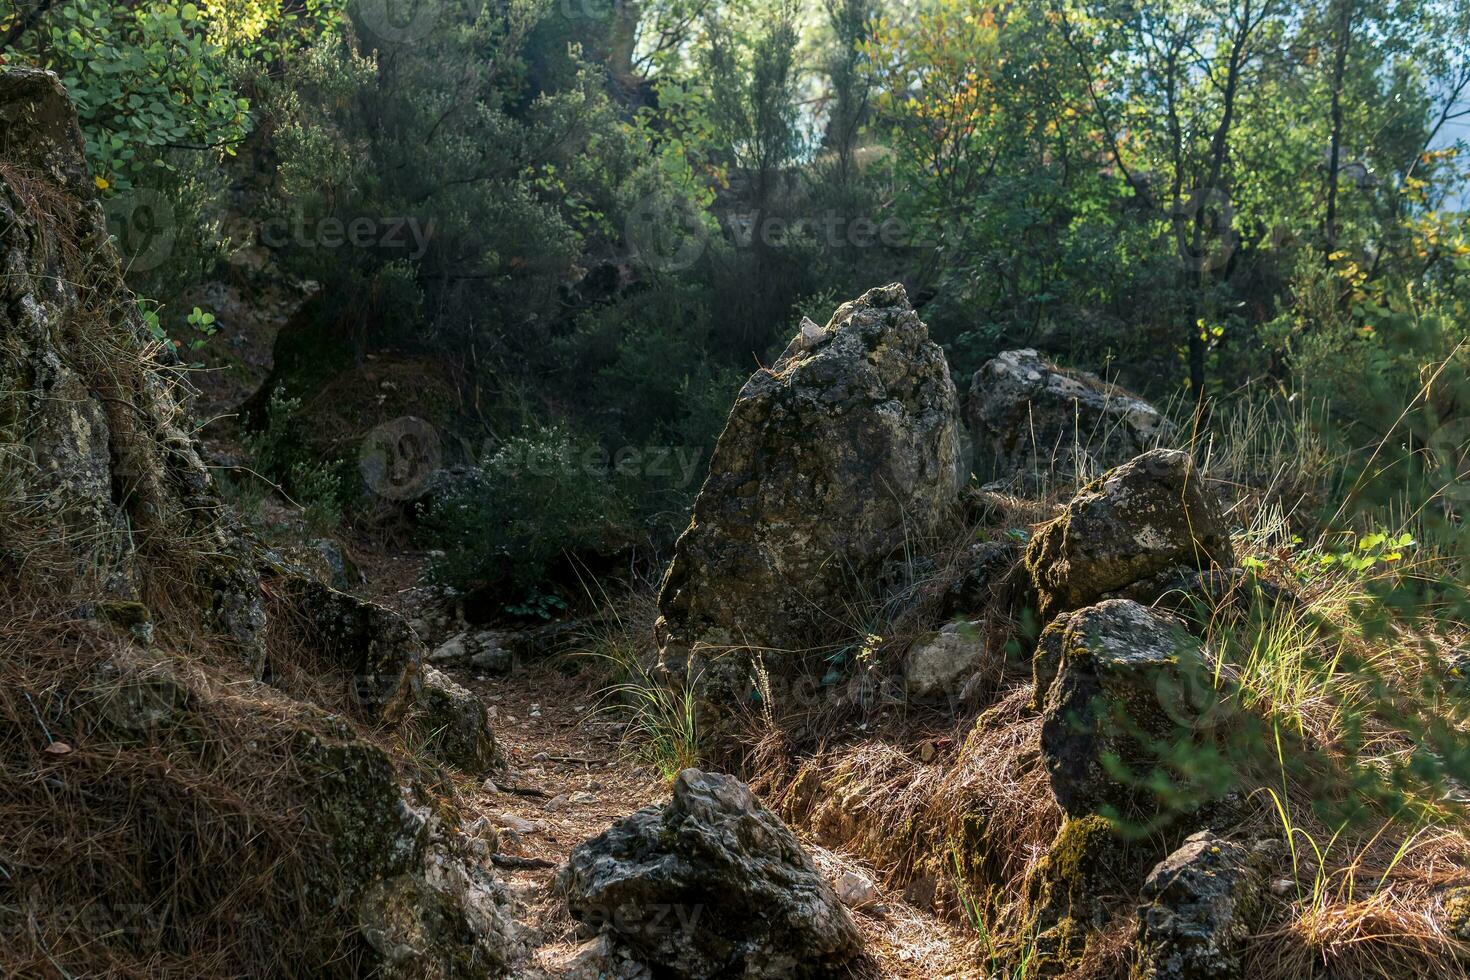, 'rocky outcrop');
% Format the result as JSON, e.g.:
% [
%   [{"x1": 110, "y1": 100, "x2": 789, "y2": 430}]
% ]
[
  {"x1": 0, "y1": 68, "x2": 517, "y2": 976},
  {"x1": 654, "y1": 285, "x2": 960, "y2": 694},
  {"x1": 1133, "y1": 832, "x2": 1269, "y2": 980},
  {"x1": 1026, "y1": 449, "x2": 1234, "y2": 621},
  {"x1": 0, "y1": 67, "x2": 265, "y2": 651},
  {"x1": 557, "y1": 769, "x2": 863, "y2": 978},
  {"x1": 1037, "y1": 600, "x2": 1228, "y2": 820},
  {"x1": 968, "y1": 349, "x2": 1172, "y2": 487}
]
